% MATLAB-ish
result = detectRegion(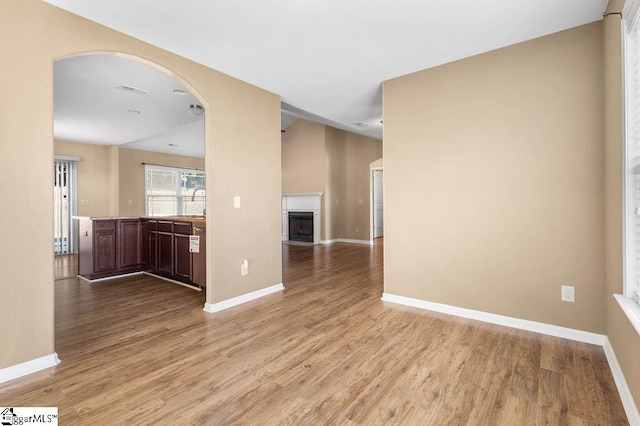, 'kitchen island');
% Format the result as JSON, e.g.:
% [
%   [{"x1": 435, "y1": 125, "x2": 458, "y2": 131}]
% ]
[{"x1": 75, "y1": 216, "x2": 205, "y2": 289}]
